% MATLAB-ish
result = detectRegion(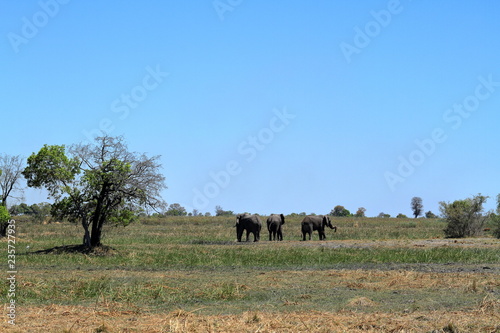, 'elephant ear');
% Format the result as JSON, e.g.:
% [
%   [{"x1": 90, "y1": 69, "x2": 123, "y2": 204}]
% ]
[
  {"x1": 280, "y1": 214, "x2": 285, "y2": 224},
  {"x1": 322, "y1": 215, "x2": 328, "y2": 226}
]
